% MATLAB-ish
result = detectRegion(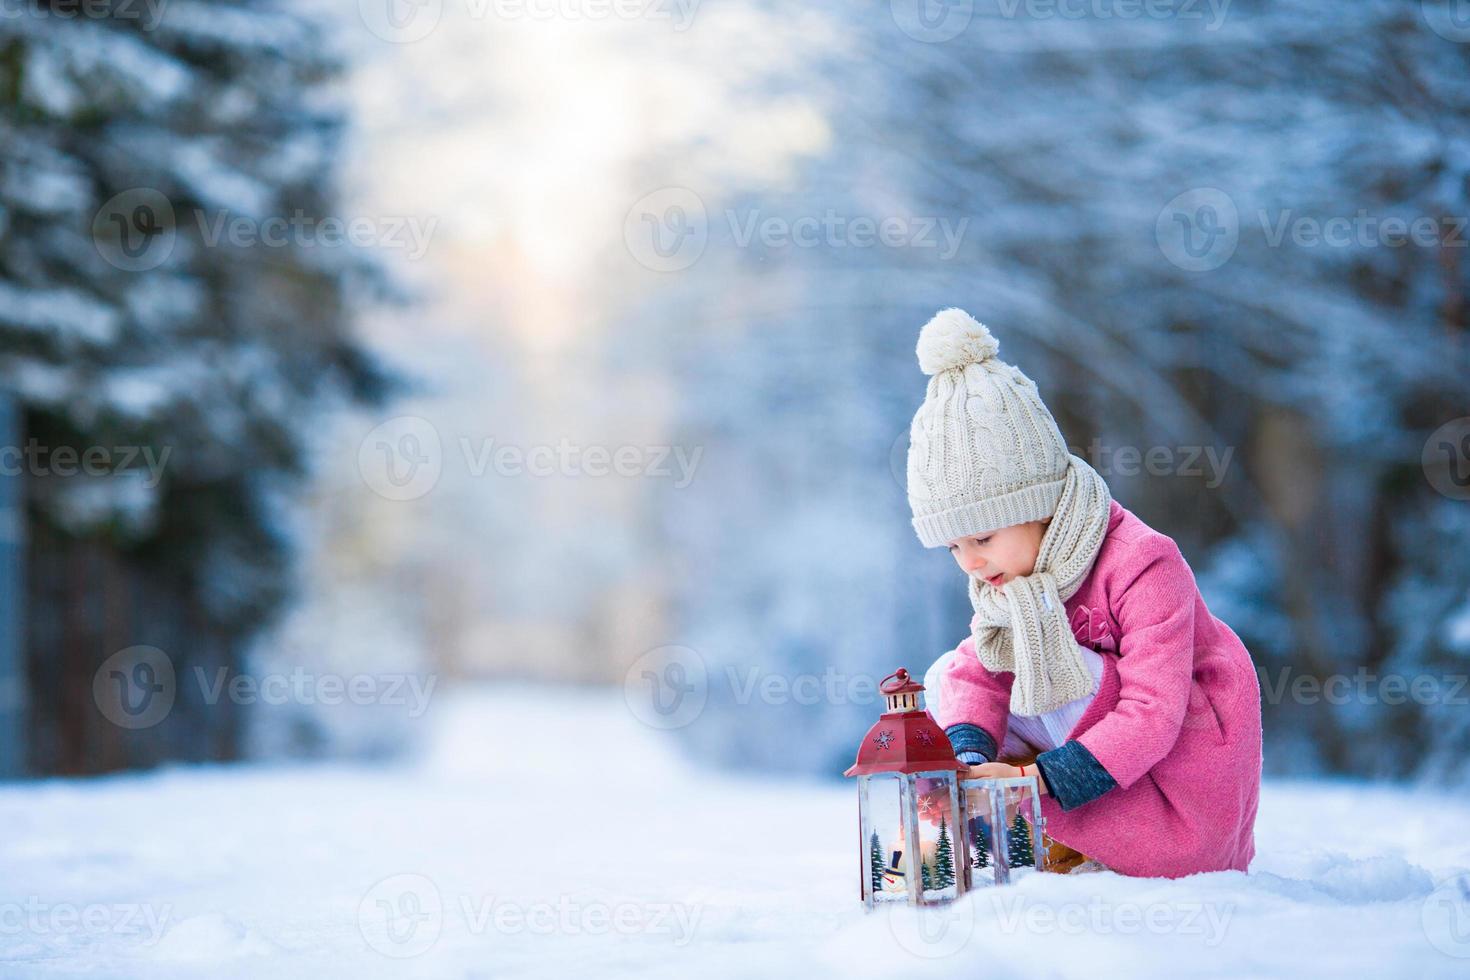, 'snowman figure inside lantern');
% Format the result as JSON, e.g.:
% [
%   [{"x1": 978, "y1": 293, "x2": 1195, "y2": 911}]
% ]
[{"x1": 844, "y1": 667, "x2": 1047, "y2": 907}]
